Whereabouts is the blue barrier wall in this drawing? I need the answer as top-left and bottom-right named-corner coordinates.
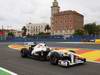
top-left (0, 35), bottom-right (100, 42)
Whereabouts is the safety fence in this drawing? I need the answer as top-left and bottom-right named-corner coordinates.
top-left (0, 35), bottom-right (100, 42)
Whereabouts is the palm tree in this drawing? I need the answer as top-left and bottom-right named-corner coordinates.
top-left (44, 24), bottom-right (51, 33)
top-left (22, 26), bottom-right (27, 37)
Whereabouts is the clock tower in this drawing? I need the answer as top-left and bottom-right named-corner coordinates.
top-left (51, 0), bottom-right (60, 16)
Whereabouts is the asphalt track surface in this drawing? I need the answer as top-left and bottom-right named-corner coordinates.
top-left (0, 42), bottom-right (100, 75)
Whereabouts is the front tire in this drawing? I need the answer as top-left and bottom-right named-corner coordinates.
top-left (49, 52), bottom-right (60, 65)
top-left (83, 58), bottom-right (86, 63)
top-left (20, 48), bottom-right (28, 57)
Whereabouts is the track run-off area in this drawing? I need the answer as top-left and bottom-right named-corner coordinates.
top-left (0, 42), bottom-right (100, 75)
top-left (8, 42), bottom-right (100, 63)
top-left (0, 67), bottom-right (17, 75)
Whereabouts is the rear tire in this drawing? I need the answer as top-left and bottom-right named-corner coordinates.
top-left (20, 48), bottom-right (28, 57)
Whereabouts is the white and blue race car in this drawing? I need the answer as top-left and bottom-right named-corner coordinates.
top-left (20, 42), bottom-right (50, 61)
top-left (47, 49), bottom-right (86, 67)
top-left (20, 42), bottom-right (86, 67)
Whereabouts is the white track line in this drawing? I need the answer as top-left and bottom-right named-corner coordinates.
top-left (0, 67), bottom-right (18, 75)
top-left (57, 42), bottom-right (95, 44)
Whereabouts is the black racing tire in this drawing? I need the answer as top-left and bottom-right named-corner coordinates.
top-left (49, 52), bottom-right (60, 65)
top-left (39, 56), bottom-right (46, 61)
top-left (83, 58), bottom-right (86, 63)
top-left (20, 48), bottom-right (28, 57)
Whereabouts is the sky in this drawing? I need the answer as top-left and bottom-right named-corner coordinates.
top-left (0, 0), bottom-right (100, 30)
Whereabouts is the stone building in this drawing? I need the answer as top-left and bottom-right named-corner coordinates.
top-left (51, 0), bottom-right (84, 35)
top-left (26, 22), bottom-right (49, 36)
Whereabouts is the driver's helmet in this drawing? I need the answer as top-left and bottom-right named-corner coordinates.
top-left (43, 42), bottom-right (47, 46)
top-left (27, 42), bottom-right (36, 46)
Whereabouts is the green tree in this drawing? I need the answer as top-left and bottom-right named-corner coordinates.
top-left (38, 32), bottom-right (50, 35)
top-left (38, 32), bottom-right (45, 35)
top-left (95, 25), bottom-right (100, 35)
top-left (84, 23), bottom-right (96, 35)
top-left (8, 32), bottom-right (14, 37)
top-left (74, 29), bottom-right (85, 36)
top-left (22, 26), bottom-right (27, 37)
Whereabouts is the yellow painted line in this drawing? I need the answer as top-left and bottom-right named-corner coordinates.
top-left (80, 50), bottom-right (100, 61)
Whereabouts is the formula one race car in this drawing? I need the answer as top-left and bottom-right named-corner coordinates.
top-left (20, 42), bottom-right (86, 67)
top-left (20, 42), bottom-right (50, 61)
top-left (47, 49), bottom-right (86, 67)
